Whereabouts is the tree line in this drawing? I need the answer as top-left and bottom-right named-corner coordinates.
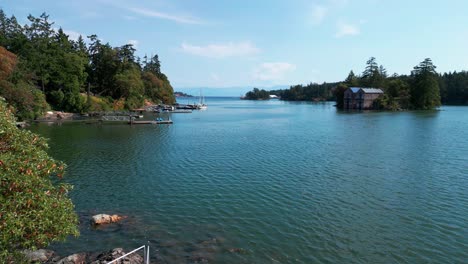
top-left (269, 82), bottom-right (337, 101)
top-left (0, 10), bottom-right (175, 120)
top-left (243, 88), bottom-right (270, 100)
top-left (265, 57), bottom-right (468, 110)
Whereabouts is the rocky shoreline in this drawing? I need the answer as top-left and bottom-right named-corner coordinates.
top-left (24, 248), bottom-right (144, 264)
top-left (23, 213), bottom-right (246, 263)
top-left (23, 214), bottom-right (145, 263)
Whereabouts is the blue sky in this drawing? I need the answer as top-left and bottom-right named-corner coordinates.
top-left (2, 0), bottom-right (468, 94)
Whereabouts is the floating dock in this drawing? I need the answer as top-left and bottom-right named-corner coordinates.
top-left (128, 120), bottom-right (173, 125)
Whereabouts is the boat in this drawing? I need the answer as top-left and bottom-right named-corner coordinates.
top-left (197, 90), bottom-right (207, 110)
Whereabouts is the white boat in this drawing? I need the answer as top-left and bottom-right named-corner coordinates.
top-left (197, 90), bottom-right (207, 110)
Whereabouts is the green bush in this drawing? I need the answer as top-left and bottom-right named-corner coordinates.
top-left (0, 98), bottom-right (79, 262)
top-left (0, 80), bottom-right (49, 120)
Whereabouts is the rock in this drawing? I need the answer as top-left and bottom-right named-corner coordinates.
top-left (228, 248), bottom-right (246, 254)
top-left (91, 214), bottom-right (124, 225)
top-left (91, 248), bottom-right (144, 264)
top-left (189, 254), bottom-right (210, 263)
top-left (23, 249), bottom-right (55, 262)
top-left (56, 253), bottom-right (88, 264)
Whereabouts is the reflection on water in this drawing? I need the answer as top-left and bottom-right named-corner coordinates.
top-left (30, 99), bottom-right (468, 263)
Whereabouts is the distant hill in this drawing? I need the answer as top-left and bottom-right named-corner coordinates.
top-left (175, 85), bottom-right (290, 97)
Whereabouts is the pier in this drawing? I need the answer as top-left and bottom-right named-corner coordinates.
top-left (129, 120), bottom-right (173, 125)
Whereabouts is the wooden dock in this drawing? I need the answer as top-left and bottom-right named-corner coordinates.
top-left (129, 120), bottom-right (173, 125)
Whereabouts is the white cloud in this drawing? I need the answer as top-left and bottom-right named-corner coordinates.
top-left (128, 39), bottom-right (139, 48)
top-left (252, 62), bottom-right (296, 81)
top-left (310, 5), bottom-right (327, 25)
top-left (180, 42), bottom-right (260, 58)
top-left (335, 22), bottom-right (360, 38)
top-left (129, 7), bottom-right (203, 25)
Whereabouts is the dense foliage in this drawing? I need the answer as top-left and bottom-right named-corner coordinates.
top-left (270, 82), bottom-right (337, 101)
top-left (0, 47), bottom-right (49, 120)
top-left (439, 71), bottom-right (468, 105)
top-left (174, 91), bottom-right (193, 97)
top-left (272, 57), bottom-right (468, 110)
top-left (0, 98), bottom-right (79, 262)
top-left (338, 57), bottom-right (441, 110)
top-left (0, 10), bottom-right (175, 119)
top-left (243, 88), bottom-right (270, 100)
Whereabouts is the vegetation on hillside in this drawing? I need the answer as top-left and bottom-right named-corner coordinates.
top-left (338, 57), bottom-right (441, 110)
top-left (243, 88), bottom-right (270, 100)
top-left (0, 98), bottom-right (78, 262)
top-left (270, 82), bottom-right (337, 101)
top-left (0, 10), bottom-right (175, 120)
top-left (271, 56), bottom-right (468, 110)
top-left (174, 91), bottom-right (193, 97)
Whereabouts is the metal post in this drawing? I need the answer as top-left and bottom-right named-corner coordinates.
top-left (146, 245), bottom-right (150, 264)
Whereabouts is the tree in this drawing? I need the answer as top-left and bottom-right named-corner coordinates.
top-left (23, 13), bottom-right (55, 93)
top-left (114, 65), bottom-right (144, 108)
top-left (0, 98), bottom-right (79, 262)
top-left (334, 83), bottom-right (348, 109)
top-left (362, 57), bottom-right (379, 79)
top-left (345, 70), bottom-right (359, 86)
top-left (0, 47), bottom-right (49, 120)
top-left (244, 87), bottom-right (270, 100)
top-left (143, 54), bottom-right (161, 75)
top-left (0, 9), bottom-right (178, 113)
top-left (87, 37), bottom-right (119, 97)
top-left (361, 57), bottom-right (386, 88)
top-left (43, 29), bottom-right (88, 112)
top-left (142, 54), bottom-right (174, 104)
top-left (387, 79), bottom-right (411, 109)
top-left (410, 58), bottom-right (441, 109)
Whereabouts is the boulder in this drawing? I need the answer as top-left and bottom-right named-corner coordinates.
top-left (23, 249), bottom-right (55, 262)
top-left (91, 248), bottom-right (144, 264)
top-left (56, 253), bottom-right (88, 264)
top-left (91, 214), bottom-right (124, 225)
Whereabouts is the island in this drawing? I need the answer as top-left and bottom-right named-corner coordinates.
top-left (242, 88), bottom-right (270, 100)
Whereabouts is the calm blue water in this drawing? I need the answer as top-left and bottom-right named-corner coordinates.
top-left (30, 97), bottom-right (468, 263)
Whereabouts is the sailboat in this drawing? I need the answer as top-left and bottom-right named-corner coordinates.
top-left (197, 90), bottom-right (207, 110)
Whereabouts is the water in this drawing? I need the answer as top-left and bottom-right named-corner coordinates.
top-left (29, 98), bottom-right (468, 263)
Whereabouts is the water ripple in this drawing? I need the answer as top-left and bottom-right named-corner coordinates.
top-left (29, 102), bottom-right (468, 263)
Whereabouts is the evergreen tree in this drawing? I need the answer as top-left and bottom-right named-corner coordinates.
top-left (410, 58), bottom-right (441, 109)
top-left (334, 83), bottom-right (348, 109)
top-left (345, 70), bottom-right (359, 86)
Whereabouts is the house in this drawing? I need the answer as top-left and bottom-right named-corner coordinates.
top-left (344, 87), bottom-right (384, 110)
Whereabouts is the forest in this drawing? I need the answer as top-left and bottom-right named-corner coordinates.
top-left (0, 10), bottom-right (175, 120)
top-left (243, 88), bottom-right (270, 100)
top-left (267, 57), bottom-right (468, 110)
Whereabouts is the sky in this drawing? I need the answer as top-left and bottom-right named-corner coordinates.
top-left (2, 0), bottom-right (468, 95)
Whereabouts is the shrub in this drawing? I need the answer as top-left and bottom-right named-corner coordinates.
top-left (0, 98), bottom-right (79, 262)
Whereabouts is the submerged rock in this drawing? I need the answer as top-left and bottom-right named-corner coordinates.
top-left (91, 214), bottom-right (124, 225)
top-left (228, 248), bottom-right (246, 254)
